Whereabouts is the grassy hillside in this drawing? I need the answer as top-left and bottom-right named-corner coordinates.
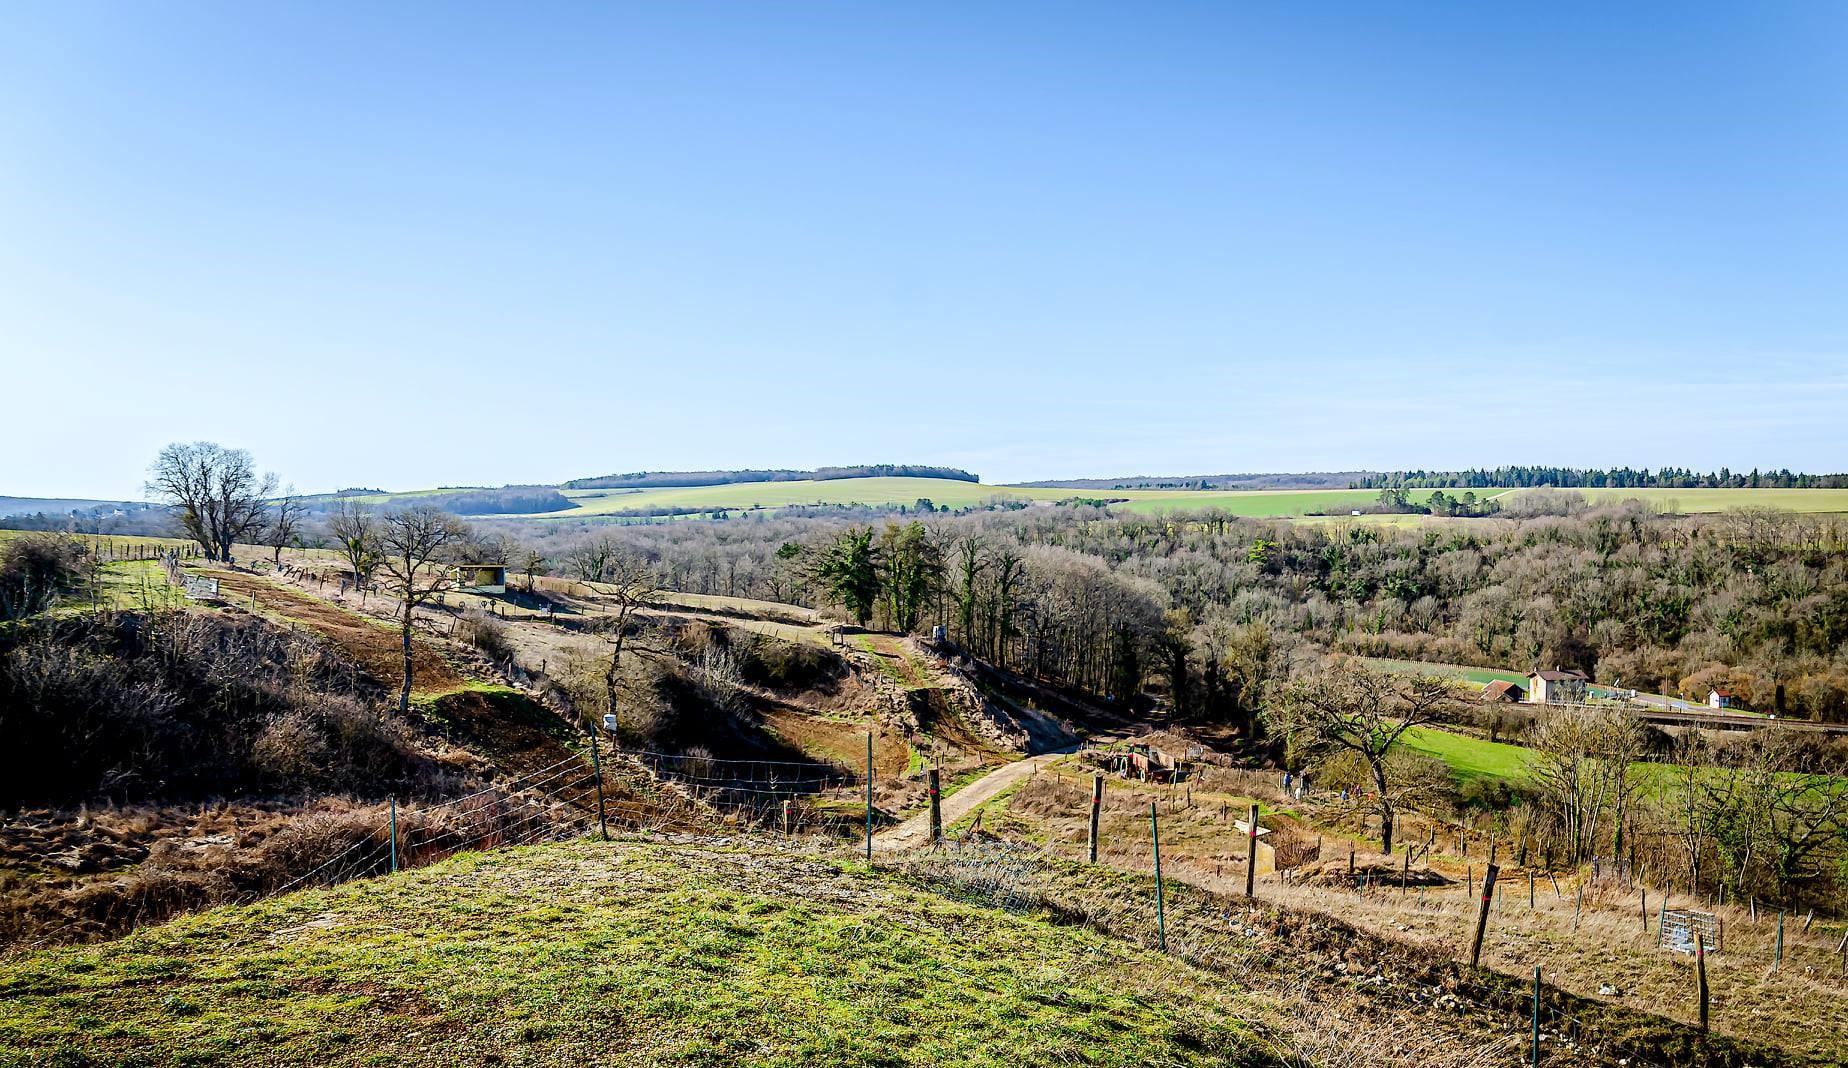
top-left (1400, 726), bottom-right (1538, 783)
top-left (341, 478), bottom-right (1848, 521)
top-left (0, 839), bottom-right (1267, 1068)
top-left (347, 477), bottom-right (1446, 520)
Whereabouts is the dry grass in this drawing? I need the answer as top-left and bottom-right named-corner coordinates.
top-left (993, 765), bottom-right (1848, 1065)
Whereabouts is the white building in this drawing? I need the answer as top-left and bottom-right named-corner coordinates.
top-left (1526, 668), bottom-right (1590, 705)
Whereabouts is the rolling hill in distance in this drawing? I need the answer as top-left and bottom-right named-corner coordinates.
top-left (318, 470), bottom-right (1848, 522)
top-left (14, 467), bottom-right (1848, 526)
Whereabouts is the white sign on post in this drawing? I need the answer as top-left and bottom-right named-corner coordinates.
top-left (183, 576), bottom-right (220, 601)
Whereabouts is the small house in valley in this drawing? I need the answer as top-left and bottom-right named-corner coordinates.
top-left (1526, 668), bottom-right (1589, 705)
top-left (1481, 679), bottom-right (1527, 703)
top-left (1709, 689), bottom-right (1738, 710)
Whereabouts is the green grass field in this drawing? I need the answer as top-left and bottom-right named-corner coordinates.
top-left (1401, 726), bottom-right (1538, 783)
top-left (0, 839), bottom-right (1262, 1067)
top-left (1501, 486), bottom-right (1848, 513)
top-left (1360, 657), bottom-right (1529, 688)
top-left (344, 477), bottom-right (1445, 521)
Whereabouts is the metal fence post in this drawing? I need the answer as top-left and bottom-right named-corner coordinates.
top-left (1150, 802), bottom-right (1167, 952)
top-left (1531, 965), bottom-right (1541, 1067)
top-left (864, 732), bottom-right (874, 864)
top-left (589, 730), bottom-right (608, 840)
top-left (389, 797), bottom-right (398, 874)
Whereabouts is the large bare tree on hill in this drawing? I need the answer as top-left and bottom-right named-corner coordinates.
top-left (147, 442), bottom-right (276, 562)
top-left (378, 507), bottom-right (468, 713)
top-left (1272, 662), bottom-right (1460, 855)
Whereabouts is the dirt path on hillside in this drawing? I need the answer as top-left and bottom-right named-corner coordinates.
top-left (873, 747), bottom-right (1079, 851)
top-left (207, 568), bottom-right (465, 695)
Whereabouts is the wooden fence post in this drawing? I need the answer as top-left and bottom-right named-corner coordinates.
top-left (1468, 863), bottom-right (1499, 968)
top-left (928, 768), bottom-right (942, 845)
top-left (864, 733), bottom-right (873, 864)
top-left (1695, 931), bottom-right (1709, 1033)
top-left (1246, 804), bottom-right (1260, 898)
top-left (1089, 773), bottom-right (1103, 863)
top-left (1775, 910), bottom-right (1784, 971)
top-left (389, 797), bottom-right (398, 874)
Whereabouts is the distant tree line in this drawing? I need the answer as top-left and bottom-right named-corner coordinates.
top-left (1020, 472), bottom-right (1369, 491)
top-left (403, 486), bottom-right (574, 516)
top-left (1353, 466), bottom-right (1848, 490)
top-left (1320, 488), bottom-right (1503, 517)
top-left (562, 465), bottom-right (978, 490)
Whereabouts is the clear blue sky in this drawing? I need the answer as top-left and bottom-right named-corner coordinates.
top-left (3, 3), bottom-right (1844, 499)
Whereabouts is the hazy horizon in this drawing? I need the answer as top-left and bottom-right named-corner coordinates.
top-left (5, 4), bottom-right (1844, 500)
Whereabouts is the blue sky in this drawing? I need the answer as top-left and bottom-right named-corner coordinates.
top-left (3, 3), bottom-right (1844, 499)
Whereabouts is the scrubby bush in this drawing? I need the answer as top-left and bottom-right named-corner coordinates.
top-left (0, 533), bottom-right (90, 620)
top-left (456, 609), bottom-right (516, 663)
top-left (0, 612), bottom-right (434, 805)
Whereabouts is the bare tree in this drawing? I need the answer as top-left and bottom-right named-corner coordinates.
top-left (593, 546), bottom-right (656, 743)
top-left (146, 442), bottom-right (277, 563)
top-left (327, 500), bottom-right (381, 601)
top-left (1528, 708), bottom-right (1644, 862)
top-left (518, 546), bottom-right (547, 592)
top-left (1271, 661), bottom-right (1460, 854)
top-left (266, 488), bottom-right (307, 567)
top-left (377, 507), bottom-right (469, 713)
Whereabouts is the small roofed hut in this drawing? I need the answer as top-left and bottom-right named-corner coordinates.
top-left (1481, 679), bottom-right (1527, 703)
top-left (452, 564), bottom-right (508, 595)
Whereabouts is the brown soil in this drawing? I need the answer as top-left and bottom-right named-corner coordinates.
top-left (207, 569), bottom-right (464, 695)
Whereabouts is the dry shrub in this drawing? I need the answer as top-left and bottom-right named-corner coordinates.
top-left (689, 643), bottom-right (747, 712)
top-left (0, 533), bottom-right (90, 621)
top-left (0, 610), bottom-right (438, 805)
top-left (456, 608), bottom-right (515, 663)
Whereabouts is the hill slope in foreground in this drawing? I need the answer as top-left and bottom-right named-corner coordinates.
top-left (0, 839), bottom-right (1261, 1068)
top-left (0, 836), bottom-right (1779, 1068)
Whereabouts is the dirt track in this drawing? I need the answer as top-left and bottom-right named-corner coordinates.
top-left (873, 748), bottom-right (1077, 851)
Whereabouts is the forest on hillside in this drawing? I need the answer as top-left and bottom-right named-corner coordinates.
top-left (520, 504), bottom-right (1848, 724)
top-left (1356, 466), bottom-right (1848, 489)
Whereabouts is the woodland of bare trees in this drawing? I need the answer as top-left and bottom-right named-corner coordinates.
top-left (502, 503), bottom-right (1848, 722)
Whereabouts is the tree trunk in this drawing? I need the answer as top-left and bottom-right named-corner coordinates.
top-left (602, 612), bottom-right (628, 745)
top-left (398, 606), bottom-right (414, 714)
top-left (1373, 760), bottom-right (1394, 855)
